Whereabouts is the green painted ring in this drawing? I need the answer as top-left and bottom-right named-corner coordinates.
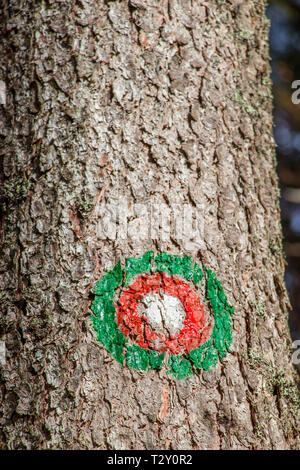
top-left (90, 251), bottom-right (234, 379)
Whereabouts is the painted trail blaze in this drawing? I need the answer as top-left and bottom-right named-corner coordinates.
top-left (91, 252), bottom-right (234, 379)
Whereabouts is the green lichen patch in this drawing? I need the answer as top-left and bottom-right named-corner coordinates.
top-left (1, 177), bottom-right (31, 206)
top-left (250, 299), bottom-right (266, 319)
top-left (268, 370), bottom-right (300, 415)
top-left (269, 239), bottom-right (281, 255)
top-left (76, 194), bottom-right (94, 218)
top-left (245, 349), bottom-right (268, 369)
top-left (233, 88), bottom-right (256, 115)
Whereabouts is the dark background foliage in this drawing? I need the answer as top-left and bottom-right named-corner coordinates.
top-left (268, 0), bottom-right (300, 345)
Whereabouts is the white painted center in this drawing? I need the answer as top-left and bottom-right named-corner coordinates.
top-left (138, 292), bottom-right (186, 337)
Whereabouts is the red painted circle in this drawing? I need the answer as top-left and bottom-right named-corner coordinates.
top-left (116, 272), bottom-right (211, 355)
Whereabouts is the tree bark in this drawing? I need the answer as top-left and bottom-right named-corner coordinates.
top-left (0, 0), bottom-right (299, 450)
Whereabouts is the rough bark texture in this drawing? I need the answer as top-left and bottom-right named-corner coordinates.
top-left (0, 0), bottom-right (299, 450)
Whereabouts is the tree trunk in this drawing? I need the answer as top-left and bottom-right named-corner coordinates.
top-left (0, 0), bottom-right (299, 450)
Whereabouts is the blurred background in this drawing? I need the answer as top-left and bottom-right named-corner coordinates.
top-left (267, 0), bottom-right (300, 351)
